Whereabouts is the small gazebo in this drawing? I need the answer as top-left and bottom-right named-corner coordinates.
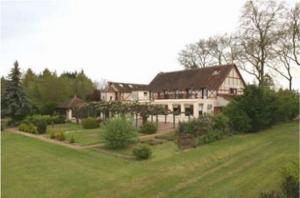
top-left (57, 96), bottom-right (86, 121)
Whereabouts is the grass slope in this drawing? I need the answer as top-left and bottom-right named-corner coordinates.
top-left (2, 121), bottom-right (299, 198)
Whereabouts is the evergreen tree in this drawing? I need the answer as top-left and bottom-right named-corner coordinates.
top-left (1, 61), bottom-right (31, 121)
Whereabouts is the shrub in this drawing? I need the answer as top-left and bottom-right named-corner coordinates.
top-left (69, 136), bottom-right (75, 144)
top-left (34, 119), bottom-right (47, 134)
top-left (132, 144), bottom-right (152, 160)
top-left (102, 117), bottom-right (138, 149)
top-left (81, 117), bottom-right (99, 129)
top-left (212, 113), bottom-right (229, 133)
top-left (274, 89), bottom-right (299, 122)
top-left (52, 115), bottom-right (65, 124)
top-left (224, 86), bottom-right (299, 133)
top-left (281, 162), bottom-right (299, 198)
top-left (18, 123), bottom-right (37, 134)
top-left (139, 122), bottom-right (157, 134)
top-left (259, 161), bottom-right (299, 198)
top-left (177, 115), bottom-right (213, 136)
top-left (198, 129), bottom-right (224, 145)
top-left (56, 132), bottom-right (65, 141)
top-left (223, 101), bottom-right (251, 133)
top-left (49, 131), bottom-right (56, 139)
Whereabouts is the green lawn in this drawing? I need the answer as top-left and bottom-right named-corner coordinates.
top-left (47, 123), bottom-right (103, 145)
top-left (2, 121), bottom-right (299, 198)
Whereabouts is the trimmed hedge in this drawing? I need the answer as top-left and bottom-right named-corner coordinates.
top-left (132, 144), bottom-right (152, 160)
top-left (81, 117), bottom-right (99, 129)
top-left (25, 114), bottom-right (65, 125)
top-left (18, 123), bottom-right (37, 134)
top-left (139, 122), bottom-right (157, 134)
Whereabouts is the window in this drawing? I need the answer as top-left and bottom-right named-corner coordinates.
top-left (144, 92), bottom-right (147, 96)
top-left (212, 70), bottom-right (220, 76)
top-left (230, 88), bottom-right (237, 95)
top-left (207, 104), bottom-right (213, 111)
top-left (185, 105), bottom-right (194, 116)
top-left (109, 96), bottom-right (113, 101)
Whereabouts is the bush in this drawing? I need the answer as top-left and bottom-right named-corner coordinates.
top-left (81, 117), bottom-right (99, 129)
top-left (18, 123), bottom-right (37, 134)
top-left (223, 101), bottom-right (251, 133)
top-left (52, 115), bottom-right (65, 124)
top-left (281, 162), bottom-right (299, 198)
top-left (49, 131), bottom-right (56, 139)
top-left (139, 122), bottom-right (157, 134)
top-left (102, 117), bottom-right (138, 149)
top-left (177, 115), bottom-right (213, 136)
top-left (56, 132), bottom-right (65, 141)
top-left (274, 89), bottom-right (299, 122)
top-left (198, 129), bottom-right (224, 145)
top-left (69, 136), bottom-right (75, 144)
top-left (259, 161), bottom-right (299, 198)
top-left (34, 119), bottom-right (47, 134)
top-left (132, 144), bottom-right (152, 160)
top-left (224, 86), bottom-right (299, 133)
top-left (212, 113), bottom-right (229, 133)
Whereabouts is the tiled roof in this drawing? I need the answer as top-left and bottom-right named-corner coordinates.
top-left (148, 64), bottom-right (243, 91)
top-left (106, 81), bottom-right (148, 92)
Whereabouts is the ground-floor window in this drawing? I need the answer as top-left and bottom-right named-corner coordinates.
top-left (184, 104), bottom-right (193, 116)
top-left (173, 104), bottom-right (181, 114)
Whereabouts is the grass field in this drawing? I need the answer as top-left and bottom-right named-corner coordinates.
top-left (47, 123), bottom-right (102, 145)
top-left (2, 121), bottom-right (299, 198)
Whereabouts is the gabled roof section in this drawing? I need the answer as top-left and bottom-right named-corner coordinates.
top-left (148, 64), bottom-right (242, 91)
top-left (106, 81), bottom-right (148, 92)
top-left (58, 95), bottom-right (86, 109)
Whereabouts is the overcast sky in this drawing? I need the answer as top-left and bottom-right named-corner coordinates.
top-left (1, 0), bottom-right (299, 89)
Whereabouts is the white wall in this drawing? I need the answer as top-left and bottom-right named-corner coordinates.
top-left (218, 68), bottom-right (245, 95)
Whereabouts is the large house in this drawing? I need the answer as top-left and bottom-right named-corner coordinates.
top-left (102, 64), bottom-right (246, 121)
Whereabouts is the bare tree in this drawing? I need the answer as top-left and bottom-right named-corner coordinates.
top-left (207, 34), bottom-right (238, 65)
top-left (236, 0), bottom-right (285, 86)
top-left (178, 39), bottom-right (214, 69)
top-left (178, 35), bottom-right (238, 69)
top-left (289, 3), bottom-right (300, 66)
top-left (269, 3), bottom-right (300, 90)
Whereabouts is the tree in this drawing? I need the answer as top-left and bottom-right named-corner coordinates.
top-left (1, 61), bottom-right (31, 121)
top-left (270, 3), bottom-right (300, 90)
top-left (178, 35), bottom-right (238, 69)
top-left (72, 70), bottom-right (95, 99)
top-left (178, 39), bottom-right (214, 69)
top-left (236, 0), bottom-right (285, 86)
top-left (207, 34), bottom-right (238, 65)
top-left (1, 76), bottom-right (7, 99)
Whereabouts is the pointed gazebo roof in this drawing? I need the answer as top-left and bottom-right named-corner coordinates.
top-left (58, 95), bottom-right (86, 109)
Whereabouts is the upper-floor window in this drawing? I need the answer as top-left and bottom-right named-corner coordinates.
top-left (230, 88), bottom-right (237, 95)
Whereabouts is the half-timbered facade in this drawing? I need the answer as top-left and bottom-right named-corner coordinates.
top-left (102, 81), bottom-right (150, 102)
top-left (102, 64), bottom-right (245, 121)
top-left (148, 64), bottom-right (245, 120)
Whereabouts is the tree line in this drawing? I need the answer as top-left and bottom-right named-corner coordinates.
top-left (178, 0), bottom-right (299, 90)
top-left (1, 61), bottom-right (97, 120)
